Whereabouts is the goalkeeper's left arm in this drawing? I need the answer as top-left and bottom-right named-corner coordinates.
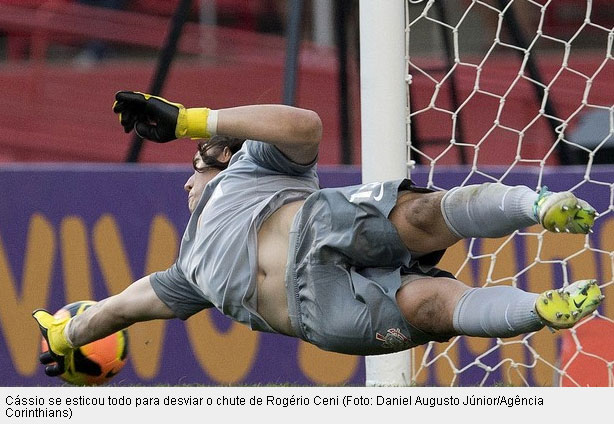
top-left (32, 275), bottom-right (176, 377)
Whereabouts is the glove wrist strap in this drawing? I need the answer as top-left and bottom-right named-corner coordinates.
top-left (206, 109), bottom-right (218, 136)
top-left (183, 108), bottom-right (217, 139)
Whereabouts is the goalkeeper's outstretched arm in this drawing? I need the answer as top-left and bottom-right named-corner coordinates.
top-left (113, 91), bottom-right (322, 165)
top-left (33, 275), bottom-right (175, 376)
top-left (65, 275), bottom-right (176, 347)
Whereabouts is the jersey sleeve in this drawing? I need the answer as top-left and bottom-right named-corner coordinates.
top-left (244, 139), bottom-right (317, 176)
top-left (150, 263), bottom-right (214, 320)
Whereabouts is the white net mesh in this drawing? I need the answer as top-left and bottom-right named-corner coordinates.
top-left (405, 0), bottom-right (614, 386)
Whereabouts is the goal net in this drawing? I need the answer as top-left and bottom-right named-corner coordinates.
top-left (365, 0), bottom-right (613, 386)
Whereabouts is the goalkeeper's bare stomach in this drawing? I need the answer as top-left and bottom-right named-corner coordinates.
top-left (256, 200), bottom-right (303, 337)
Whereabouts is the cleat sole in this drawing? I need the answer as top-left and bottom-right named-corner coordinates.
top-left (535, 279), bottom-right (603, 330)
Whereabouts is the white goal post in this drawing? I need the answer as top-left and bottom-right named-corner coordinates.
top-left (359, 0), bottom-right (411, 386)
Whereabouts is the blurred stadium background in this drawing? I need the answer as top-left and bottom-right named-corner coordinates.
top-left (0, 0), bottom-right (612, 386)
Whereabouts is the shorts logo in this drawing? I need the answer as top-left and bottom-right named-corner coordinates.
top-left (349, 182), bottom-right (384, 203)
top-left (376, 328), bottom-right (411, 350)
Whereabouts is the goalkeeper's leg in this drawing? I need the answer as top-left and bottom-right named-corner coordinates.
top-left (397, 277), bottom-right (544, 339)
top-left (390, 183), bottom-right (596, 255)
top-left (439, 183), bottom-right (596, 239)
top-left (396, 277), bottom-right (603, 339)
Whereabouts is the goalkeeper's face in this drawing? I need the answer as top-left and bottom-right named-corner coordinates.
top-left (184, 152), bottom-right (221, 213)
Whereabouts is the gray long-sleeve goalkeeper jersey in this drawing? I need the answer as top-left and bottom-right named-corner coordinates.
top-left (151, 140), bottom-right (319, 332)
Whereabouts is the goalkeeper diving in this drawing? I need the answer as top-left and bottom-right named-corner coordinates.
top-left (33, 91), bottom-right (603, 377)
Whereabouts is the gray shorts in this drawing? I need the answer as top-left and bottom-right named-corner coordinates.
top-left (285, 179), bottom-right (454, 356)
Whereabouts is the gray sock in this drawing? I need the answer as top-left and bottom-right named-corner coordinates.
top-left (441, 183), bottom-right (538, 238)
top-left (453, 286), bottom-right (543, 338)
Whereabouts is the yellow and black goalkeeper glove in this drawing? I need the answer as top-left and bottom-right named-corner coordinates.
top-left (112, 91), bottom-right (213, 143)
top-left (32, 309), bottom-right (74, 377)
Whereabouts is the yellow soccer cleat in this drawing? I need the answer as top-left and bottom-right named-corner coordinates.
top-left (533, 186), bottom-right (597, 234)
top-left (535, 279), bottom-right (604, 330)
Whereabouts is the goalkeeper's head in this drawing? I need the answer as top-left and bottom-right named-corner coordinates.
top-left (195, 136), bottom-right (245, 172)
top-left (185, 136), bottom-right (245, 213)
